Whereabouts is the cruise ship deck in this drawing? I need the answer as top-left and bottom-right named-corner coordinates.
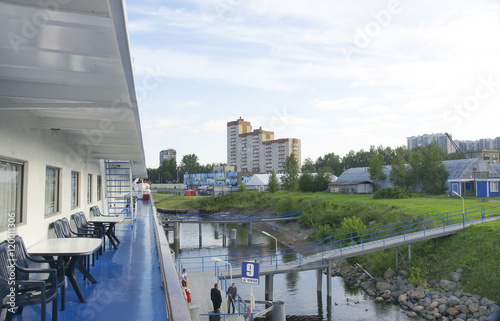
top-left (9, 200), bottom-right (169, 321)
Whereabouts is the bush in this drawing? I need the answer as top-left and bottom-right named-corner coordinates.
top-left (373, 187), bottom-right (410, 199)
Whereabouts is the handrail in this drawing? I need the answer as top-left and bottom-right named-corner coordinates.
top-left (152, 201), bottom-right (191, 321)
top-left (173, 210), bottom-right (302, 222)
top-left (214, 266), bottom-right (253, 320)
top-left (178, 205), bottom-right (500, 272)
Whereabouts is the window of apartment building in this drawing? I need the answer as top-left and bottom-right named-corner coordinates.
top-left (491, 181), bottom-right (499, 193)
top-left (71, 171), bottom-right (79, 209)
top-left (45, 166), bottom-right (60, 216)
top-left (0, 158), bottom-right (24, 229)
top-left (87, 174), bottom-right (92, 203)
top-left (97, 175), bottom-right (102, 201)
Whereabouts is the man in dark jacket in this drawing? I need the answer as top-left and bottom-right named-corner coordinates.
top-left (226, 283), bottom-right (237, 313)
top-left (210, 283), bottom-right (222, 312)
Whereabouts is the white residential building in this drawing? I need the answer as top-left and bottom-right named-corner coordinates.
top-left (227, 118), bottom-right (301, 173)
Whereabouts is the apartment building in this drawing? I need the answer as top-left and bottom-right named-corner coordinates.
top-left (407, 133), bottom-right (453, 153)
top-left (227, 117), bottom-right (301, 173)
top-left (159, 148), bottom-right (176, 165)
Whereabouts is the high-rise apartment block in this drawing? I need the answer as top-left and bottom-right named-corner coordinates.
top-left (227, 117), bottom-right (301, 173)
top-left (159, 149), bottom-right (176, 165)
top-left (407, 133), bottom-right (453, 154)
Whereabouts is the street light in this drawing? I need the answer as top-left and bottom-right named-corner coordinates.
top-left (262, 231), bottom-right (278, 260)
top-left (211, 257), bottom-right (232, 284)
top-left (453, 191), bottom-right (465, 227)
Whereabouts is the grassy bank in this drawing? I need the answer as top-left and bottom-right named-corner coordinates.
top-left (153, 194), bottom-right (206, 210)
top-left (153, 190), bottom-right (500, 301)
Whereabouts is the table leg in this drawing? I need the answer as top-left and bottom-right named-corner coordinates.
top-left (76, 257), bottom-right (97, 284)
top-left (67, 256), bottom-right (86, 303)
top-left (109, 223), bottom-right (120, 244)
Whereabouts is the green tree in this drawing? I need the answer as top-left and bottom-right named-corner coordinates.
top-left (301, 157), bottom-right (316, 172)
top-left (390, 146), bottom-right (410, 190)
top-left (268, 170), bottom-right (279, 193)
top-left (342, 149), bottom-right (372, 169)
top-left (147, 167), bottom-right (158, 182)
top-left (316, 153), bottom-right (343, 176)
top-left (313, 167), bottom-right (334, 192)
top-left (239, 183), bottom-right (247, 192)
top-left (368, 153), bottom-right (387, 190)
top-left (159, 158), bottom-right (177, 182)
top-left (338, 216), bottom-right (367, 239)
top-left (179, 154), bottom-right (200, 174)
top-left (281, 154), bottom-right (299, 192)
top-left (299, 171), bottom-right (315, 192)
top-left (407, 143), bottom-right (448, 194)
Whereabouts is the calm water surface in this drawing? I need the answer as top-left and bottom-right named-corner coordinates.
top-left (170, 221), bottom-right (423, 321)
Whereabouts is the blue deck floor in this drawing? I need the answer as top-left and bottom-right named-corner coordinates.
top-left (11, 200), bottom-right (168, 321)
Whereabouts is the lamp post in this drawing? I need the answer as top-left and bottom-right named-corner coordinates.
top-left (453, 191), bottom-right (465, 227)
top-left (211, 257), bottom-right (232, 284)
top-left (262, 231), bottom-right (278, 262)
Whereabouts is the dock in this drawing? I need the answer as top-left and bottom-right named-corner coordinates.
top-left (188, 271), bottom-right (245, 321)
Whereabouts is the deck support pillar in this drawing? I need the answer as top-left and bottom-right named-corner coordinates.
top-left (265, 274), bottom-right (274, 301)
top-left (223, 223), bottom-right (227, 247)
top-left (317, 269), bottom-right (323, 292)
top-left (198, 223), bottom-right (202, 248)
top-left (271, 301), bottom-right (285, 321)
top-left (248, 222), bottom-right (253, 246)
top-left (214, 223), bottom-right (219, 239)
top-left (395, 244), bottom-right (411, 270)
top-left (327, 260), bottom-right (332, 298)
top-left (173, 221), bottom-right (180, 254)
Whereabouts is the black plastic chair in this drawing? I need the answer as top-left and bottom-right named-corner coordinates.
top-left (12, 236), bottom-right (66, 311)
top-left (0, 241), bottom-right (58, 321)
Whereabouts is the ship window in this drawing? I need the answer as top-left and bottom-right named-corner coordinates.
top-left (45, 166), bottom-right (61, 216)
top-left (97, 175), bottom-right (102, 201)
top-left (0, 159), bottom-right (24, 230)
top-left (87, 174), bottom-right (93, 204)
top-left (71, 171), bottom-right (79, 209)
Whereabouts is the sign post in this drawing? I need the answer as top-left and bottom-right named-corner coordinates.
top-left (242, 261), bottom-right (260, 310)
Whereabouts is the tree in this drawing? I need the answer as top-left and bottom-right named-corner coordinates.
top-left (268, 170), bottom-right (279, 193)
top-left (407, 143), bottom-right (448, 194)
top-left (299, 171), bottom-right (315, 192)
top-left (342, 149), bottom-right (372, 169)
top-left (179, 154), bottom-right (201, 175)
top-left (316, 153), bottom-right (343, 176)
top-left (390, 146), bottom-right (409, 190)
top-left (301, 157), bottom-right (316, 173)
top-left (281, 154), bottom-right (299, 192)
top-left (368, 153), bottom-right (387, 190)
top-left (159, 158), bottom-right (177, 182)
top-left (313, 167), bottom-right (334, 192)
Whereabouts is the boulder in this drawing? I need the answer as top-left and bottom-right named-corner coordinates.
top-left (438, 304), bottom-right (448, 315)
top-left (427, 302), bottom-right (439, 311)
top-left (455, 304), bottom-right (469, 314)
top-left (376, 281), bottom-right (392, 292)
top-left (434, 313), bottom-right (442, 319)
top-left (447, 307), bottom-right (459, 317)
top-left (375, 297), bottom-right (385, 302)
top-left (449, 295), bottom-right (462, 307)
top-left (420, 297), bottom-right (432, 307)
top-left (478, 306), bottom-right (490, 317)
top-left (382, 290), bottom-right (392, 299)
top-left (384, 268), bottom-right (397, 280)
top-left (398, 293), bottom-right (408, 303)
top-left (440, 279), bottom-right (458, 292)
top-left (469, 303), bottom-right (480, 314)
top-left (413, 305), bottom-right (425, 313)
top-left (411, 289), bottom-right (427, 300)
top-left (454, 289), bottom-right (464, 298)
top-left (366, 289), bottom-right (376, 297)
top-left (450, 272), bottom-right (462, 282)
top-left (407, 312), bottom-right (418, 318)
top-left (360, 281), bottom-right (373, 290)
top-left (480, 298), bottom-right (495, 307)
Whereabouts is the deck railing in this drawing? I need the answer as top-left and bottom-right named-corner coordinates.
top-left (178, 205), bottom-right (500, 273)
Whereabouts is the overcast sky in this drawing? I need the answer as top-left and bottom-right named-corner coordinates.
top-left (125, 0), bottom-right (500, 168)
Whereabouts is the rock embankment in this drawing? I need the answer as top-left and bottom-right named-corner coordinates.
top-left (332, 260), bottom-right (500, 321)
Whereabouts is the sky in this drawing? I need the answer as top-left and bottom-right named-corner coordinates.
top-left (124, 0), bottom-right (500, 168)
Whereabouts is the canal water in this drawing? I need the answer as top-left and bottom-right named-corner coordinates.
top-left (170, 221), bottom-right (423, 321)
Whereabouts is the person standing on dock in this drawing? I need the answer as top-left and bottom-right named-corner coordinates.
top-left (210, 283), bottom-right (222, 313)
top-left (181, 268), bottom-right (188, 287)
top-left (226, 283), bottom-right (237, 313)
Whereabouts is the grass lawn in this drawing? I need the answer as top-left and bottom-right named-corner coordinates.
top-left (153, 195), bottom-right (207, 210)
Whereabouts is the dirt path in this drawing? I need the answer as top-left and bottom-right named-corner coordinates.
top-left (252, 220), bottom-right (314, 248)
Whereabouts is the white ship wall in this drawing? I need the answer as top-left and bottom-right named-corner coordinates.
top-left (0, 111), bottom-right (105, 247)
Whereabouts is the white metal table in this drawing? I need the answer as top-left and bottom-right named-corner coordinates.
top-left (29, 238), bottom-right (102, 303)
top-left (87, 216), bottom-right (124, 249)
